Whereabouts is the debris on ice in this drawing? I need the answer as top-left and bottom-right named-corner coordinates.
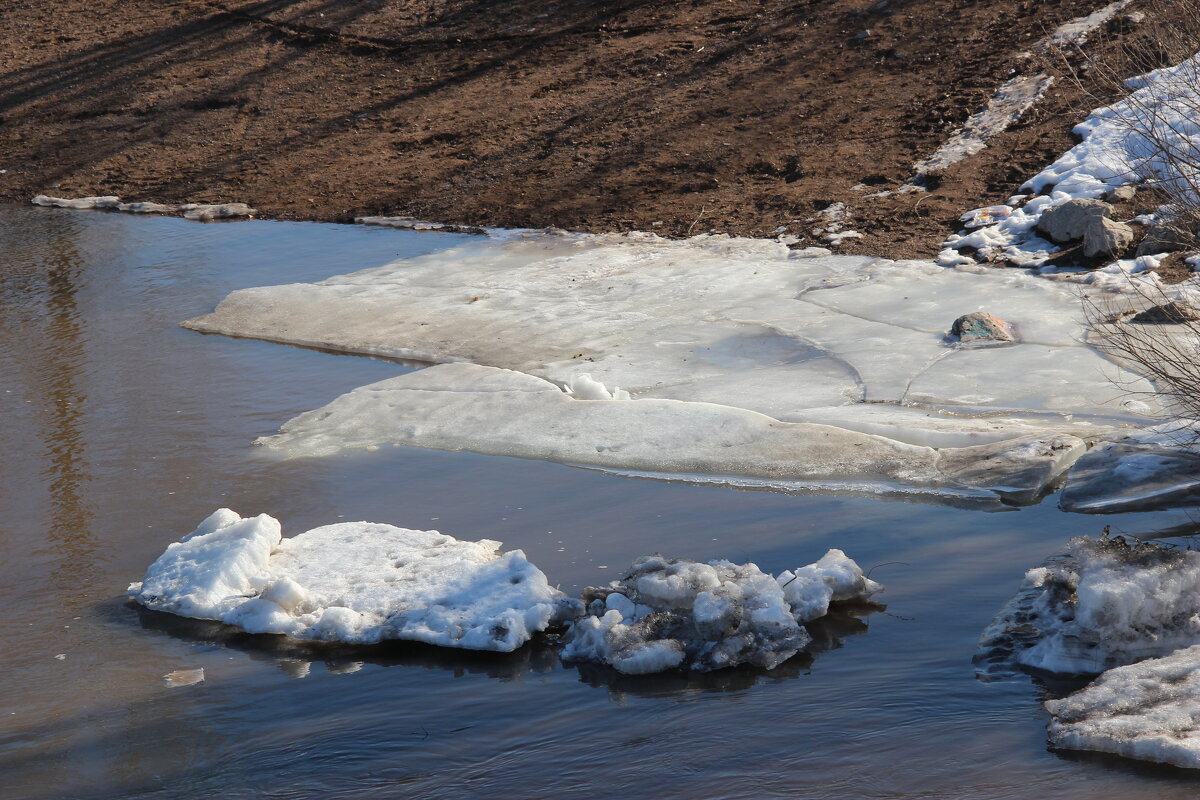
top-left (129, 509), bottom-right (576, 652)
top-left (561, 549), bottom-right (881, 674)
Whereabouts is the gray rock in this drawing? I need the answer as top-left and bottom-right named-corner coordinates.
top-left (1105, 184), bottom-right (1138, 203)
top-left (1130, 301), bottom-right (1200, 325)
top-left (1082, 216), bottom-right (1134, 259)
top-left (1136, 224), bottom-right (1196, 256)
top-left (1036, 198), bottom-right (1112, 244)
top-left (949, 311), bottom-right (1014, 342)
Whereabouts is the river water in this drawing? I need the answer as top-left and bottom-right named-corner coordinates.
top-left (2, 204), bottom-right (1198, 799)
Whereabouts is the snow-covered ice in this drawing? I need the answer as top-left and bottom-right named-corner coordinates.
top-left (977, 536), bottom-right (1200, 676)
top-left (561, 549), bottom-right (881, 674)
top-left (1046, 644), bottom-right (1200, 768)
top-left (182, 230), bottom-right (1165, 500)
top-left (129, 509), bottom-right (576, 651)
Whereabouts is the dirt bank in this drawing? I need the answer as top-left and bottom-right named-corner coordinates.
top-left (0, 0), bottom-right (1145, 256)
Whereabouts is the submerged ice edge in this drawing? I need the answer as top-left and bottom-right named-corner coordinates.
top-left (253, 363), bottom-right (1093, 507)
top-left (129, 509), bottom-right (883, 674)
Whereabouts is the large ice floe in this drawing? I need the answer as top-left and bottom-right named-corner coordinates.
top-left (977, 536), bottom-right (1200, 677)
top-left (185, 231), bottom-right (1161, 505)
top-left (561, 550), bottom-right (881, 674)
top-left (128, 509), bottom-right (577, 651)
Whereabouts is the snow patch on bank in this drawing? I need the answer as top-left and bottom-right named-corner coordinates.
top-left (128, 509), bottom-right (574, 651)
top-left (914, 74), bottom-right (1054, 179)
top-left (561, 550), bottom-right (881, 674)
top-left (942, 51), bottom-right (1200, 274)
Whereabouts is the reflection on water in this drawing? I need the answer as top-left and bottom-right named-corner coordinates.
top-left (0, 211), bottom-right (94, 584)
top-left (132, 600), bottom-right (881, 700)
top-left (5, 205), bottom-right (1200, 799)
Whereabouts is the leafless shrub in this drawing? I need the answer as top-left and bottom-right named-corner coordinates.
top-left (1085, 279), bottom-right (1200, 444)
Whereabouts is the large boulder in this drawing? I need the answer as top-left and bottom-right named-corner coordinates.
top-left (1036, 198), bottom-right (1113, 244)
top-left (1083, 216), bottom-right (1134, 259)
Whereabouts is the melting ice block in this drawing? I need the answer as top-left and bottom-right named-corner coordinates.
top-left (1046, 644), bottom-right (1200, 769)
top-left (257, 362), bottom-right (1089, 503)
top-left (129, 509), bottom-right (576, 652)
top-left (977, 537), bottom-right (1200, 676)
top-left (561, 550), bottom-right (881, 674)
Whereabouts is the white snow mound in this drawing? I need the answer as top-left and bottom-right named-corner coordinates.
top-left (978, 537), bottom-right (1200, 675)
top-left (1046, 644), bottom-right (1200, 769)
top-left (129, 509), bottom-right (574, 651)
top-left (561, 549), bottom-right (881, 674)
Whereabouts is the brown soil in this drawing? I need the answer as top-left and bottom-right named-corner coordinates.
top-left (0, 0), bottom-right (1149, 258)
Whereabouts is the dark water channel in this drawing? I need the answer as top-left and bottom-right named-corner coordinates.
top-left (2, 205), bottom-right (1199, 799)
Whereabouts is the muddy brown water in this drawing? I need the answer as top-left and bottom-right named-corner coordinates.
top-left (2, 204), bottom-right (1199, 800)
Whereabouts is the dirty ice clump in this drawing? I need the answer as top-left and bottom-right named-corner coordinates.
top-left (561, 550), bottom-right (880, 674)
top-left (129, 509), bottom-right (575, 652)
top-left (1046, 644), bottom-right (1200, 769)
top-left (977, 536), bottom-right (1200, 676)
top-left (32, 195), bottom-right (255, 220)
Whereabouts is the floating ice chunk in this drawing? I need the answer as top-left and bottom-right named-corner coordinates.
top-left (1046, 644), bottom-right (1200, 768)
top-left (775, 549), bottom-right (882, 623)
top-left (977, 537), bottom-right (1200, 676)
top-left (562, 550), bottom-right (880, 674)
top-left (129, 509), bottom-right (573, 652)
top-left (164, 668), bottom-right (206, 688)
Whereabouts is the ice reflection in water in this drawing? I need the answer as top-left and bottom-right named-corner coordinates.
top-left (3, 205), bottom-right (1200, 799)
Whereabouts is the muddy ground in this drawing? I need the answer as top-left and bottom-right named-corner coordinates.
top-left (0, 0), bottom-right (1151, 257)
